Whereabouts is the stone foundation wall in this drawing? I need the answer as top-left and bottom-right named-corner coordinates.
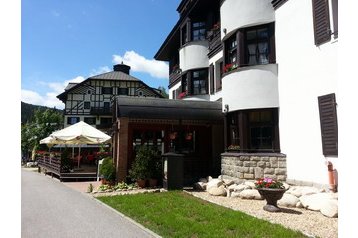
top-left (221, 153), bottom-right (287, 182)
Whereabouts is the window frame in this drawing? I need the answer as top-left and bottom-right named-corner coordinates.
top-left (84, 101), bottom-right (91, 109)
top-left (191, 69), bottom-right (208, 95)
top-left (223, 23), bottom-right (275, 71)
top-left (226, 108), bottom-right (280, 153)
top-left (102, 87), bottom-right (113, 95)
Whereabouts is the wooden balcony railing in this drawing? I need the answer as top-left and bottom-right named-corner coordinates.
top-left (207, 27), bottom-right (222, 58)
top-left (90, 107), bottom-right (112, 115)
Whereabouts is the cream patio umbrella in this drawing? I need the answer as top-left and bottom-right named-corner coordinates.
top-left (41, 121), bottom-right (111, 168)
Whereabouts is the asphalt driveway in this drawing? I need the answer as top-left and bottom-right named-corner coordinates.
top-left (21, 168), bottom-right (159, 238)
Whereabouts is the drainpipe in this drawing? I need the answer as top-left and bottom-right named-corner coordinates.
top-left (327, 161), bottom-right (337, 192)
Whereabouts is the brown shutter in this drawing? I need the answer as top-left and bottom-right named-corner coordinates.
top-left (237, 30), bottom-right (245, 66)
top-left (318, 93), bottom-right (338, 156)
top-left (312, 0), bottom-right (331, 45)
top-left (209, 64), bottom-right (214, 94)
top-left (269, 23), bottom-right (276, 64)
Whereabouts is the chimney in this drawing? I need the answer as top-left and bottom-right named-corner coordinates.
top-left (113, 62), bottom-right (130, 74)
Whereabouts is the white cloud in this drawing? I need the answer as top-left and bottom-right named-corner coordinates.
top-left (89, 66), bottom-right (111, 77)
top-left (113, 51), bottom-right (168, 79)
top-left (22, 75), bottom-right (86, 109)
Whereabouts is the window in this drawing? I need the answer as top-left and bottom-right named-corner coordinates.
top-left (245, 26), bottom-right (270, 65)
top-left (318, 93), bottom-right (338, 156)
top-left (87, 90), bottom-right (92, 94)
top-left (104, 102), bottom-right (110, 108)
top-left (181, 24), bottom-right (188, 45)
top-left (192, 21), bottom-right (206, 41)
top-left (182, 73), bottom-right (188, 93)
top-left (191, 69), bottom-right (208, 95)
top-left (84, 117), bottom-right (96, 125)
top-left (249, 111), bottom-right (273, 150)
top-left (223, 23), bottom-right (275, 69)
top-left (118, 88), bottom-right (128, 95)
top-left (312, 0), bottom-right (331, 45)
top-left (84, 101), bottom-right (90, 109)
top-left (138, 91), bottom-right (143, 96)
top-left (225, 34), bottom-right (237, 65)
top-left (100, 117), bottom-right (112, 125)
top-left (226, 108), bottom-right (280, 152)
top-left (67, 117), bottom-right (79, 125)
top-left (102, 87), bottom-right (113, 94)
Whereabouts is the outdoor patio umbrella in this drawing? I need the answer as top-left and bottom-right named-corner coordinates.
top-left (40, 121), bottom-right (111, 168)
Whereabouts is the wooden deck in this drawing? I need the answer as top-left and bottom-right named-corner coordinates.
top-left (38, 157), bottom-right (98, 182)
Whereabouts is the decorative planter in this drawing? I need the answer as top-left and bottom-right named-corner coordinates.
top-left (148, 178), bottom-right (158, 188)
top-left (136, 179), bottom-right (146, 188)
top-left (257, 188), bottom-right (286, 212)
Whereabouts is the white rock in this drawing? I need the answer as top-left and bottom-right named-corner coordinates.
top-left (234, 184), bottom-right (251, 192)
top-left (287, 186), bottom-right (321, 197)
top-left (282, 182), bottom-right (290, 190)
top-left (278, 193), bottom-right (300, 208)
top-left (231, 192), bottom-right (241, 198)
top-left (223, 179), bottom-right (235, 186)
top-left (207, 176), bottom-right (213, 182)
top-left (194, 182), bottom-right (206, 190)
top-left (206, 179), bottom-right (224, 191)
top-left (199, 178), bottom-right (208, 183)
top-left (238, 189), bottom-right (263, 200)
top-left (296, 201), bottom-right (303, 208)
top-left (300, 193), bottom-right (336, 211)
top-left (243, 181), bottom-right (256, 189)
top-left (217, 175), bottom-right (224, 180)
top-left (208, 186), bottom-right (227, 196)
top-left (227, 184), bottom-right (238, 192)
top-left (320, 199), bottom-right (338, 218)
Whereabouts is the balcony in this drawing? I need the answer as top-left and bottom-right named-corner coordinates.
top-left (90, 107), bottom-right (112, 115)
top-left (169, 69), bottom-right (182, 88)
top-left (207, 26), bottom-right (222, 58)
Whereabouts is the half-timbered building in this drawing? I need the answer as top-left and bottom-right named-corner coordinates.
top-left (57, 63), bottom-right (163, 132)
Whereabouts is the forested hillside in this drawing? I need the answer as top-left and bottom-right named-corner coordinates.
top-left (21, 101), bottom-right (63, 123)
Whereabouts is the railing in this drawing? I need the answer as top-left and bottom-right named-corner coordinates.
top-left (90, 107), bottom-right (112, 115)
top-left (169, 71), bottom-right (182, 87)
top-left (38, 156), bottom-right (61, 175)
top-left (207, 27), bottom-right (222, 58)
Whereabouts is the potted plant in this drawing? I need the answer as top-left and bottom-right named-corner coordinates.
top-left (255, 177), bottom-right (286, 212)
top-left (148, 156), bottom-right (162, 188)
top-left (99, 157), bottom-right (116, 185)
top-left (128, 146), bottom-right (152, 188)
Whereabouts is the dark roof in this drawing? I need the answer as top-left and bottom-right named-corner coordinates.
top-left (88, 71), bottom-right (140, 81)
top-left (115, 96), bottom-right (223, 122)
top-left (64, 83), bottom-right (78, 91)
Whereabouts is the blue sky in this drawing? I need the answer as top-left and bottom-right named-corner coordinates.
top-left (21, 0), bottom-right (180, 109)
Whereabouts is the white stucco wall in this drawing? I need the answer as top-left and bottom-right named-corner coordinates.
top-left (168, 81), bottom-right (181, 99)
top-left (221, 0), bottom-right (274, 40)
top-left (275, 0), bottom-right (338, 185)
top-left (222, 64), bottom-right (279, 112)
top-left (179, 41), bottom-right (209, 72)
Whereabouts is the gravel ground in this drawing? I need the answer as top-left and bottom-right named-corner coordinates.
top-left (186, 190), bottom-right (337, 238)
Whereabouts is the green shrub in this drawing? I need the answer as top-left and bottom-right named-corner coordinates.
top-left (129, 146), bottom-right (160, 181)
top-left (99, 157), bottom-right (116, 181)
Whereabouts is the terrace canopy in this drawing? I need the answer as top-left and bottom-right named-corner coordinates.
top-left (40, 121), bottom-right (111, 167)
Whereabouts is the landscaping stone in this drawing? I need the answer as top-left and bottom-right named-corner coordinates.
top-left (238, 189), bottom-right (263, 200)
top-left (208, 186), bottom-right (227, 196)
top-left (227, 183), bottom-right (238, 192)
top-left (243, 181), bottom-right (256, 189)
top-left (234, 184), bottom-right (251, 192)
top-left (223, 179), bottom-right (235, 186)
top-left (300, 193), bottom-right (337, 211)
top-left (194, 182), bottom-right (206, 191)
top-left (230, 192), bottom-right (241, 198)
top-left (199, 177), bottom-right (208, 183)
top-left (206, 179), bottom-right (224, 191)
top-left (277, 193), bottom-right (300, 208)
top-left (287, 186), bottom-right (322, 197)
top-left (320, 199), bottom-right (338, 218)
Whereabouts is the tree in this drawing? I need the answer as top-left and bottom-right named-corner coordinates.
top-left (21, 108), bottom-right (63, 160)
top-left (158, 86), bottom-right (169, 98)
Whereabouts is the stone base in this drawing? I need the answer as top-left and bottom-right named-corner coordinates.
top-left (263, 204), bottom-right (282, 212)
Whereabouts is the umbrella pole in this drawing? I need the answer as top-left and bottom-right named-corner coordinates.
top-left (78, 145), bottom-right (81, 168)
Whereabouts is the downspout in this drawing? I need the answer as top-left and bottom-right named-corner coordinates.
top-left (327, 161), bottom-right (337, 192)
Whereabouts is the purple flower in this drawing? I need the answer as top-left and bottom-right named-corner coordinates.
top-left (263, 177), bottom-right (273, 183)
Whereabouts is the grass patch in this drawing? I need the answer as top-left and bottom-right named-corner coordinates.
top-left (97, 191), bottom-right (307, 238)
